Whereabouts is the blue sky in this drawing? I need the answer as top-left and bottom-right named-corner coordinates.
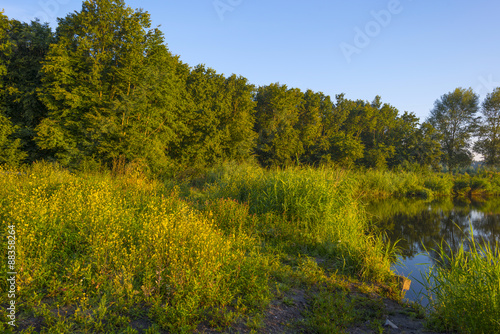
top-left (2, 0), bottom-right (500, 122)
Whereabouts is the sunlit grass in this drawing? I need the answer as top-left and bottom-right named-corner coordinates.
top-left (0, 162), bottom-right (271, 333)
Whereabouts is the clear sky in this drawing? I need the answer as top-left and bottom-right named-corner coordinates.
top-left (3, 0), bottom-right (500, 122)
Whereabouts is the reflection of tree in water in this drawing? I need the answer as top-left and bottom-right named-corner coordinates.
top-left (470, 198), bottom-right (500, 247)
top-left (366, 197), bottom-right (500, 261)
top-left (472, 214), bottom-right (500, 246)
top-left (390, 210), bottom-right (441, 258)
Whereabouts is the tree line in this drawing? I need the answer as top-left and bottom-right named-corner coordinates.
top-left (1, 0), bottom-right (499, 174)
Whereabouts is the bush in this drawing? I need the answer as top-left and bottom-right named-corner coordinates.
top-left (453, 175), bottom-right (471, 196)
top-left (470, 176), bottom-right (492, 195)
top-left (423, 174), bottom-right (453, 195)
top-left (0, 163), bottom-right (271, 332)
top-left (405, 186), bottom-right (432, 199)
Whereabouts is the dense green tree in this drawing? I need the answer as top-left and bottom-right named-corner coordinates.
top-left (0, 19), bottom-right (54, 160)
top-left (427, 87), bottom-right (480, 172)
top-left (175, 65), bottom-right (256, 169)
top-left (175, 65), bottom-right (227, 168)
top-left (388, 111), bottom-right (420, 167)
top-left (296, 90), bottom-right (334, 164)
top-left (388, 113), bottom-right (442, 170)
top-left (359, 97), bottom-right (398, 169)
top-left (35, 0), bottom-right (185, 172)
top-left (0, 11), bottom-right (26, 165)
top-left (0, 4), bottom-right (466, 172)
top-left (0, 10), bottom-right (9, 82)
top-left (254, 83), bottom-right (304, 166)
top-left (323, 94), bottom-right (364, 166)
top-left (474, 87), bottom-right (500, 167)
top-left (0, 113), bottom-right (26, 166)
top-left (413, 122), bottom-right (443, 170)
top-left (223, 74), bottom-right (257, 160)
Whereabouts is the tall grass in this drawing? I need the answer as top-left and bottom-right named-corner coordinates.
top-left (422, 228), bottom-right (500, 333)
top-left (200, 163), bottom-right (395, 281)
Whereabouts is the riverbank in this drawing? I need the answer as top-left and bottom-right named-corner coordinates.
top-left (353, 168), bottom-right (500, 199)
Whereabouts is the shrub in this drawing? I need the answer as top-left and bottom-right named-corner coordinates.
top-left (453, 175), bottom-right (471, 196)
top-left (423, 174), bottom-right (453, 195)
top-left (470, 176), bottom-right (492, 195)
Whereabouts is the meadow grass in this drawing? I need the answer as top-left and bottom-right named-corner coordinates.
top-left (422, 229), bottom-right (500, 333)
top-left (0, 161), bottom-right (415, 333)
top-left (0, 162), bottom-right (272, 333)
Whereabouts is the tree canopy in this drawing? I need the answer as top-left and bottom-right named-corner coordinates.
top-left (1, 1), bottom-right (494, 173)
top-left (427, 88), bottom-right (480, 172)
top-left (474, 88), bottom-right (500, 167)
top-left (35, 0), bottom-right (185, 171)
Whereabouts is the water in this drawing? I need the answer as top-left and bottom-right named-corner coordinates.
top-left (365, 196), bottom-right (500, 306)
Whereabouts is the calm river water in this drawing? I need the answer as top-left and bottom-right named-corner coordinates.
top-left (365, 196), bottom-right (500, 306)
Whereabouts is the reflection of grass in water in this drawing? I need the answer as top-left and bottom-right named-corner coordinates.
top-left (422, 227), bottom-right (500, 333)
top-left (471, 196), bottom-right (500, 214)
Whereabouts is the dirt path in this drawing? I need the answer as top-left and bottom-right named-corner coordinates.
top-left (198, 254), bottom-right (446, 334)
top-left (197, 286), bottom-right (444, 334)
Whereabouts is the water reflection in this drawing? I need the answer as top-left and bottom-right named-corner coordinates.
top-left (365, 196), bottom-right (500, 304)
top-left (366, 197), bottom-right (500, 260)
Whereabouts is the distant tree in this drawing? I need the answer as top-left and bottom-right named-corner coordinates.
top-left (36, 0), bottom-right (185, 172)
top-left (359, 97), bottom-right (398, 169)
top-left (330, 95), bottom-right (400, 169)
top-left (388, 111), bottom-right (422, 169)
top-left (0, 114), bottom-right (27, 166)
top-left (223, 74), bottom-right (257, 161)
top-left (427, 88), bottom-right (480, 172)
top-left (175, 65), bottom-right (227, 168)
top-left (414, 122), bottom-right (443, 170)
top-left (474, 87), bottom-right (500, 167)
top-left (388, 113), bottom-right (442, 170)
top-left (0, 10), bottom-right (9, 83)
top-left (254, 83), bottom-right (304, 166)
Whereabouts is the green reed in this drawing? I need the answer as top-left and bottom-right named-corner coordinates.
top-left (422, 227), bottom-right (500, 333)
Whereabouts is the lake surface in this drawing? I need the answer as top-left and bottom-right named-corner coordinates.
top-left (365, 196), bottom-right (500, 306)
